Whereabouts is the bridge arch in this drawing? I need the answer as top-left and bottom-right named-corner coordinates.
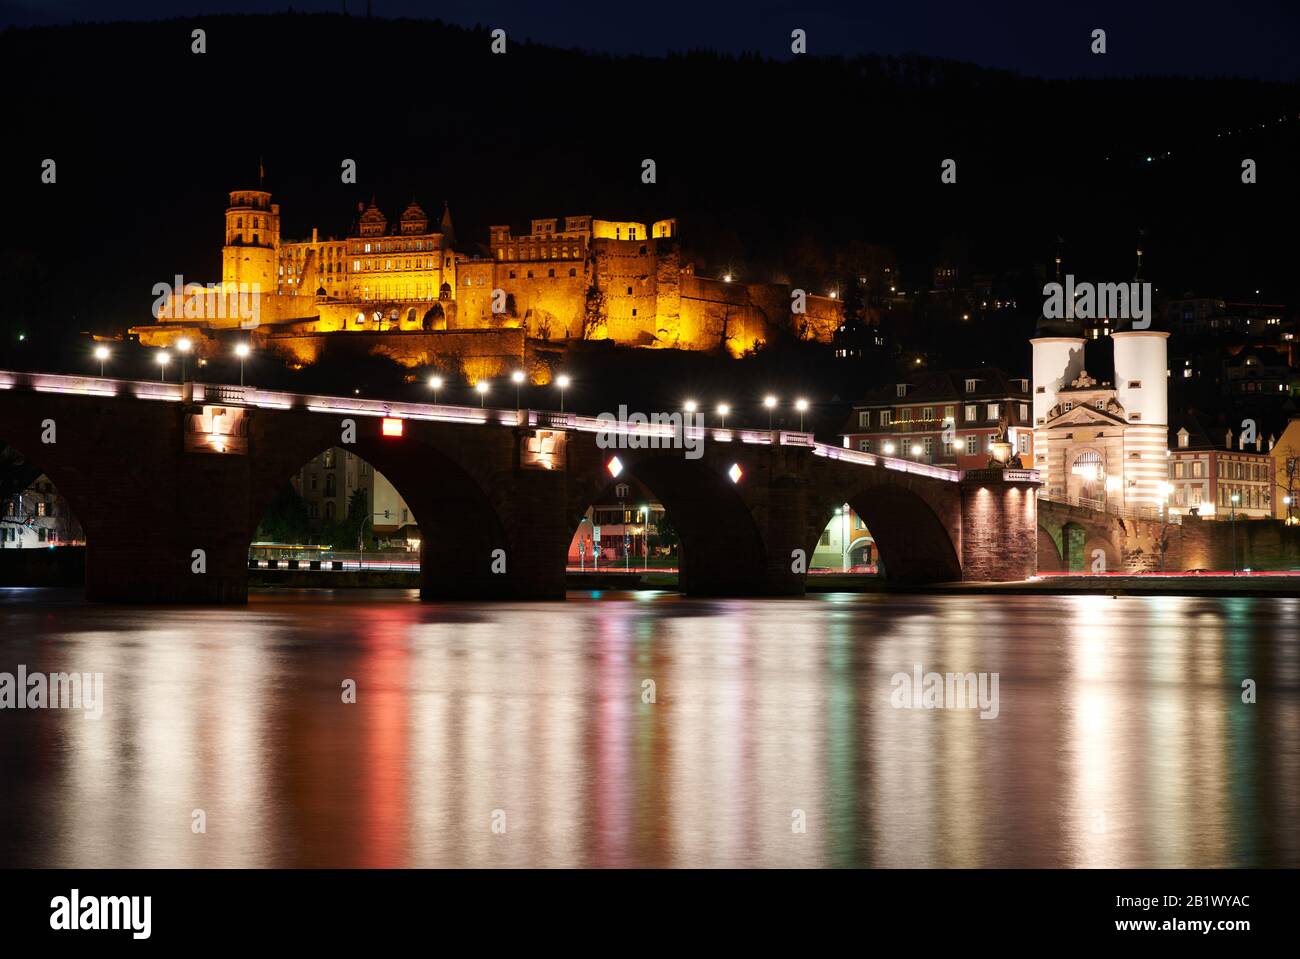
top-left (247, 414), bottom-right (517, 599)
top-left (812, 480), bottom-right (961, 584)
top-left (565, 449), bottom-right (768, 595)
top-left (0, 440), bottom-right (90, 554)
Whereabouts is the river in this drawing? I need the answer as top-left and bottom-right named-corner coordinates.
top-left (0, 588), bottom-right (1295, 867)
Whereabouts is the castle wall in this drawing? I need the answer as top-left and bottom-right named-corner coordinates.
top-left (257, 327), bottom-right (528, 379)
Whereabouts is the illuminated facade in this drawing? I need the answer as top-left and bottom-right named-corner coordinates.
top-left (1032, 331), bottom-right (1171, 513)
top-left (134, 189), bottom-right (841, 359)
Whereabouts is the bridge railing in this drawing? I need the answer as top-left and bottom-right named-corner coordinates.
top-left (1, 369), bottom-right (973, 487)
top-left (811, 442), bottom-right (962, 482)
top-left (1036, 490), bottom-right (1179, 524)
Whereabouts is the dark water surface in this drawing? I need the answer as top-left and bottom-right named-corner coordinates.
top-left (0, 588), bottom-right (1296, 867)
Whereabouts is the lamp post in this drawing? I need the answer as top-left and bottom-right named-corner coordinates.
top-left (716, 403), bottom-right (729, 429)
top-left (764, 395), bottom-right (777, 430)
top-left (476, 380), bottom-right (489, 408)
top-left (1158, 481), bottom-right (1173, 571)
top-left (795, 397), bottom-right (809, 432)
top-left (157, 350), bottom-right (170, 381)
top-left (94, 345), bottom-right (109, 377)
top-left (428, 374), bottom-right (443, 404)
top-left (177, 337), bottom-right (192, 381)
top-left (511, 369), bottom-right (525, 408)
top-left (684, 399), bottom-right (697, 415)
top-left (641, 505), bottom-right (649, 571)
top-left (556, 374), bottom-right (570, 412)
top-left (1230, 492), bottom-right (1240, 575)
top-left (235, 342), bottom-right (250, 386)
top-left (1285, 494), bottom-right (1293, 526)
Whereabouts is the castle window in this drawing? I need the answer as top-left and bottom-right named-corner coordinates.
top-left (632, 309), bottom-right (637, 316)
top-left (548, 269), bottom-right (555, 278)
top-left (527, 270), bottom-right (534, 279)
top-left (509, 271), bottom-right (516, 279)
top-left (627, 287), bottom-right (633, 295)
top-left (1128, 380), bottom-right (1142, 389)
top-left (236, 217), bottom-right (243, 228)
top-left (252, 234), bottom-right (258, 244)
top-left (639, 245), bottom-right (647, 255)
top-left (569, 268), bottom-right (576, 277)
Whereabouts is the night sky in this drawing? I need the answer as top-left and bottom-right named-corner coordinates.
top-left (3, 0), bottom-right (1298, 80)
top-left (0, 0), bottom-right (1296, 393)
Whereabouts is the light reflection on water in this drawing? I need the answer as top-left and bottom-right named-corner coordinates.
top-left (0, 588), bottom-right (1295, 868)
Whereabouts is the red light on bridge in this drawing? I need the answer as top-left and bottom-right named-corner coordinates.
top-left (382, 417), bottom-right (404, 437)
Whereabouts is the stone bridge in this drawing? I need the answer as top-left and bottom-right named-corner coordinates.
top-left (0, 370), bottom-right (1042, 602)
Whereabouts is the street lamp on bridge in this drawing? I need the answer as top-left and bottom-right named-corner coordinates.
top-left (428, 374), bottom-right (443, 404)
top-left (234, 342), bottom-right (251, 386)
top-left (795, 397), bottom-right (809, 431)
top-left (764, 394), bottom-right (777, 429)
top-left (156, 349), bottom-right (170, 381)
top-left (177, 337), bottom-right (192, 381)
top-left (556, 374), bottom-right (570, 412)
top-left (716, 403), bottom-right (730, 429)
top-left (94, 345), bottom-right (109, 377)
top-left (511, 369), bottom-right (525, 408)
top-left (476, 380), bottom-right (490, 408)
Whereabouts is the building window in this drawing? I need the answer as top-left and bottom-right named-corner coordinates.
top-left (880, 411), bottom-right (891, 426)
top-left (896, 384), bottom-right (907, 397)
top-left (988, 403), bottom-right (999, 421)
top-left (964, 405), bottom-right (977, 422)
top-left (1019, 403), bottom-right (1028, 420)
top-left (922, 407), bottom-right (934, 421)
top-left (965, 435), bottom-right (978, 455)
top-left (858, 440), bottom-right (871, 452)
top-left (923, 437), bottom-right (933, 461)
top-left (1128, 381), bottom-right (1142, 389)
top-left (858, 411), bottom-right (870, 428)
top-left (943, 405), bottom-right (954, 421)
top-left (965, 379), bottom-right (977, 393)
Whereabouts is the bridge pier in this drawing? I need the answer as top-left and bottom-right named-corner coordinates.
top-left (958, 470), bottom-right (1042, 582)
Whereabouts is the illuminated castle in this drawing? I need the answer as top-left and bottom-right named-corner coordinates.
top-left (134, 189), bottom-right (842, 364)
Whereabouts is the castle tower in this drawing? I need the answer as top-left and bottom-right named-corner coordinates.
top-left (1030, 336), bottom-right (1086, 490)
top-left (1112, 330), bottom-right (1170, 511)
top-left (221, 189), bottom-right (280, 296)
